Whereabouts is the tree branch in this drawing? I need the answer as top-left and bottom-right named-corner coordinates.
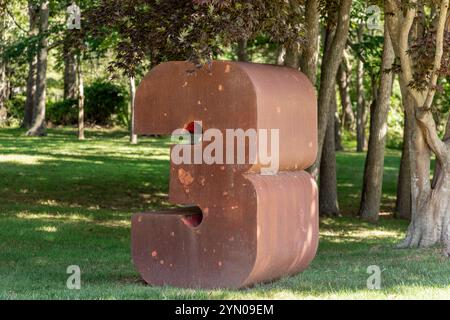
top-left (423, 0), bottom-right (449, 110)
top-left (6, 7), bottom-right (27, 33)
top-left (398, 0), bottom-right (416, 86)
top-left (416, 110), bottom-right (447, 162)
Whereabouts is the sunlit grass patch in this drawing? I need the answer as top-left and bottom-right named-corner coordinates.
top-left (0, 154), bottom-right (55, 165)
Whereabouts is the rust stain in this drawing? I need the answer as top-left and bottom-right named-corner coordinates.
top-left (178, 168), bottom-right (194, 186)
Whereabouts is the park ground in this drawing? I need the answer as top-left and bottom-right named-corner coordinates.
top-left (0, 128), bottom-right (449, 299)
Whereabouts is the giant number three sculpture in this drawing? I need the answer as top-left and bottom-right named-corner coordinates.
top-left (132, 61), bottom-right (318, 288)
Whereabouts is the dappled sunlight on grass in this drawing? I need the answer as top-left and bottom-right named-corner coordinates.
top-left (0, 154), bottom-right (55, 165)
top-left (319, 217), bottom-right (406, 244)
top-left (320, 228), bottom-right (403, 242)
top-left (1, 128), bottom-right (448, 299)
top-left (35, 226), bottom-right (58, 233)
top-left (16, 212), bottom-right (92, 222)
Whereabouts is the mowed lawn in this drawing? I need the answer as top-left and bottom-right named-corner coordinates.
top-left (0, 128), bottom-right (449, 299)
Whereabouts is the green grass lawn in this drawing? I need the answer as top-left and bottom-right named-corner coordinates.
top-left (0, 128), bottom-right (449, 299)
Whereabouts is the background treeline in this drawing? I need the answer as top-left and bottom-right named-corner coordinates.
top-left (1, 0), bottom-right (450, 253)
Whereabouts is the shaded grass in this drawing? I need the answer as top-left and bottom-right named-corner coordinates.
top-left (0, 128), bottom-right (449, 299)
top-left (336, 149), bottom-right (401, 215)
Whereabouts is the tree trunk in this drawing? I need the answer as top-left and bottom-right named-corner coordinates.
top-left (77, 55), bottom-right (85, 140)
top-left (129, 76), bottom-right (138, 145)
top-left (64, 41), bottom-right (78, 100)
top-left (308, 0), bottom-right (352, 179)
top-left (23, 1), bottom-right (39, 129)
top-left (27, 0), bottom-right (49, 137)
top-left (385, 0), bottom-right (450, 255)
top-left (399, 111), bottom-right (450, 255)
top-left (335, 111), bottom-right (343, 151)
top-left (359, 25), bottom-right (395, 222)
top-left (337, 59), bottom-right (355, 131)
top-left (284, 44), bottom-right (299, 68)
top-left (396, 110), bottom-right (412, 219)
top-left (299, 0), bottom-right (319, 84)
top-left (319, 91), bottom-right (339, 216)
top-left (356, 26), bottom-right (366, 152)
top-left (276, 46), bottom-right (286, 65)
top-left (0, 5), bottom-right (7, 126)
top-left (236, 39), bottom-right (248, 62)
top-left (0, 66), bottom-right (6, 126)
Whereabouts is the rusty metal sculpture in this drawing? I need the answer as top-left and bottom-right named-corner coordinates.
top-left (131, 61), bottom-right (318, 289)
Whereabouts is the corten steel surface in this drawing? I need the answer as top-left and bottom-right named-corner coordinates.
top-left (132, 61), bottom-right (319, 289)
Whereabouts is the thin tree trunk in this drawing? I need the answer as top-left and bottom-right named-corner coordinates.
top-left (337, 60), bottom-right (355, 131)
top-left (396, 110), bottom-right (412, 219)
top-left (359, 25), bottom-right (395, 222)
top-left (129, 76), bottom-right (138, 145)
top-left (0, 68), bottom-right (6, 125)
top-left (64, 41), bottom-right (77, 100)
top-left (77, 55), bottom-right (85, 140)
top-left (23, 1), bottom-right (39, 129)
top-left (236, 39), bottom-right (248, 62)
top-left (276, 46), bottom-right (286, 65)
top-left (0, 4), bottom-right (7, 126)
top-left (335, 110), bottom-right (343, 151)
top-left (309, 0), bottom-right (353, 179)
top-left (356, 25), bottom-right (366, 152)
top-left (319, 91), bottom-right (339, 216)
top-left (284, 44), bottom-right (299, 69)
top-left (299, 0), bottom-right (319, 84)
top-left (27, 0), bottom-right (49, 136)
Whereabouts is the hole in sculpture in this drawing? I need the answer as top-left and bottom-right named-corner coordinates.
top-left (181, 206), bottom-right (203, 228)
top-left (184, 121), bottom-right (203, 145)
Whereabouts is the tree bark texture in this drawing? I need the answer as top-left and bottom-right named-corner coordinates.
top-left (129, 76), bottom-right (138, 144)
top-left (236, 39), bottom-right (248, 62)
top-left (396, 110), bottom-right (412, 219)
top-left (64, 41), bottom-right (78, 100)
top-left (23, 1), bottom-right (39, 129)
top-left (27, 0), bottom-right (49, 136)
top-left (337, 58), bottom-right (355, 131)
top-left (309, 0), bottom-right (352, 180)
top-left (335, 110), bottom-right (343, 151)
top-left (77, 55), bottom-right (85, 140)
top-left (319, 91), bottom-right (339, 216)
top-left (386, 0), bottom-right (450, 255)
top-left (0, 5), bottom-right (7, 125)
top-left (356, 25), bottom-right (366, 152)
top-left (359, 24), bottom-right (395, 222)
top-left (299, 0), bottom-right (319, 85)
top-left (284, 44), bottom-right (300, 69)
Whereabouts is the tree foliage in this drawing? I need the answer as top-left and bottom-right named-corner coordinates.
top-left (85, 0), bottom-right (305, 74)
